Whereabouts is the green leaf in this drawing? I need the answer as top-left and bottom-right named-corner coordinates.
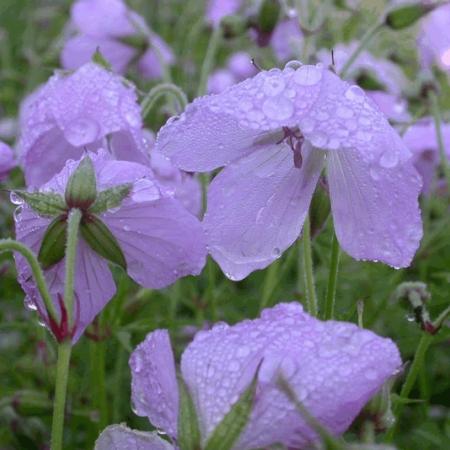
top-left (13, 191), bottom-right (66, 217)
top-left (89, 183), bottom-right (133, 214)
top-left (38, 215), bottom-right (68, 269)
top-left (80, 214), bottom-right (127, 269)
top-left (203, 375), bottom-right (257, 450)
top-left (65, 155), bottom-right (97, 209)
top-left (309, 184), bottom-right (330, 238)
top-left (385, 3), bottom-right (438, 30)
top-left (178, 378), bottom-right (201, 450)
top-left (92, 48), bottom-right (112, 70)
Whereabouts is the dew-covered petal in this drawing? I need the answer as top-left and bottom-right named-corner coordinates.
top-left (71, 0), bottom-right (135, 37)
top-left (204, 143), bottom-right (324, 280)
top-left (366, 91), bottom-right (410, 123)
top-left (130, 330), bottom-right (179, 437)
top-left (19, 62), bottom-right (148, 186)
top-left (14, 206), bottom-right (115, 343)
top-left (0, 141), bottom-right (16, 180)
top-left (61, 35), bottom-right (136, 73)
top-left (181, 302), bottom-right (401, 449)
top-left (102, 189), bottom-right (207, 289)
top-left (327, 139), bottom-right (423, 268)
top-left (95, 424), bottom-right (174, 450)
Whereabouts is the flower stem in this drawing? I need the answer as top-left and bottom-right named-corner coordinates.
top-left (385, 332), bottom-right (434, 442)
top-left (64, 208), bottom-right (82, 327)
top-left (90, 339), bottom-right (108, 430)
top-left (339, 22), bottom-right (384, 78)
top-left (323, 232), bottom-right (340, 320)
top-left (197, 25), bottom-right (222, 96)
top-left (429, 89), bottom-right (450, 194)
top-left (302, 215), bottom-right (318, 316)
top-left (259, 259), bottom-right (280, 312)
top-left (51, 340), bottom-right (72, 450)
top-left (0, 239), bottom-right (57, 322)
top-left (141, 82), bottom-right (188, 118)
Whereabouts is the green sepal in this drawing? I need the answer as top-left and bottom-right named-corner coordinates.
top-left (38, 215), bottom-right (68, 270)
top-left (309, 184), bottom-right (331, 238)
top-left (80, 214), bottom-right (127, 269)
top-left (65, 156), bottom-right (97, 209)
top-left (257, 0), bottom-right (281, 34)
top-left (119, 34), bottom-right (148, 52)
top-left (13, 191), bottom-right (66, 217)
top-left (92, 48), bottom-right (112, 70)
top-left (385, 2), bottom-right (437, 30)
top-left (203, 373), bottom-right (257, 450)
top-left (89, 183), bottom-right (133, 214)
top-left (177, 378), bottom-right (201, 450)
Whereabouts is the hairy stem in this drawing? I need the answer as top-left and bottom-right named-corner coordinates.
top-left (0, 239), bottom-right (57, 321)
top-left (302, 216), bottom-right (318, 316)
top-left (51, 340), bottom-right (72, 450)
top-left (323, 232), bottom-right (341, 320)
top-left (197, 25), bottom-right (222, 96)
top-left (141, 82), bottom-right (188, 118)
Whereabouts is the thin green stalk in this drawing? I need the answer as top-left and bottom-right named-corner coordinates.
top-left (90, 340), bottom-right (108, 430)
top-left (259, 259), bottom-right (280, 312)
top-left (302, 215), bottom-right (318, 316)
top-left (141, 83), bottom-right (188, 118)
top-left (340, 22), bottom-right (384, 78)
top-left (429, 89), bottom-right (450, 193)
top-left (64, 209), bottom-right (82, 326)
top-left (206, 258), bottom-right (218, 321)
top-left (0, 239), bottom-right (57, 321)
top-left (112, 345), bottom-right (125, 423)
top-left (50, 340), bottom-right (72, 450)
top-left (323, 232), bottom-right (340, 320)
top-left (385, 333), bottom-right (434, 442)
top-left (197, 25), bottom-right (222, 96)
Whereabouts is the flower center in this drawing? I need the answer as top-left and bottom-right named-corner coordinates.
top-left (277, 127), bottom-right (305, 169)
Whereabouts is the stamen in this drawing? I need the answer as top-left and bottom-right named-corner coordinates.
top-left (276, 127), bottom-right (305, 169)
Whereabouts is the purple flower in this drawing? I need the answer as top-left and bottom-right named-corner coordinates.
top-left (129, 302), bottom-right (401, 449)
top-left (206, 0), bottom-right (243, 28)
top-left (157, 63), bottom-right (423, 280)
top-left (0, 141), bottom-right (16, 181)
top-left (403, 119), bottom-right (450, 193)
top-left (270, 17), bottom-right (303, 62)
top-left (61, 0), bottom-right (174, 79)
top-left (418, 3), bottom-right (450, 72)
top-left (14, 150), bottom-right (206, 341)
top-left (18, 63), bottom-right (149, 187)
top-left (366, 91), bottom-right (411, 123)
top-left (208, 52), bottom-right (257, 94)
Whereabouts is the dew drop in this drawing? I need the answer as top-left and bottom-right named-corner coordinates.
top-left (344, 85), bottom-right (365, 103)
top-left (293, 65), bottom-right (323, 86)
top-left (64, 118), bottom-right (100, 146)
top-left (379, 150), bottom-right (399, 168)
top-left (263, 76), bottom-right (286, 97)
top-left (336, 105), bottom-right (354, 119)
top-left (262, 97), bottom-right (293, 120)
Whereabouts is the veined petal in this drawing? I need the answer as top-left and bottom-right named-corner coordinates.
top-left (102, 193), bottom-right (207, 289)
top-left (95, 424), bottom-right (174, 450)
top-left (203, 143), bottom-right (324, 280)
top-left (181, 302), bottom-right (401, 449)
top-left (327, 138), bottom-right (423, 268)
top-left (130, 330), bottom-right (179, 438)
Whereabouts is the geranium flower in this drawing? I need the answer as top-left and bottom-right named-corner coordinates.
top-left (208, 52), bottom-right (257, 94)
top-left (14, 150), bottom-right (206, 341)
top-left (418, 3), bottom-right (450, 72)
top-left (18, 62), bottom-right (149, 187)
top-left (403, 119), bottom-right (450, 193)
top-left (113, 302), bottom-right (400, 450)
top-left (0, 141), bottom-right (16, 181)
top-left (206, 0), bottom-right (243, 28)
top-left (270, 16), bottom-right (303, 62)
top-left (61, 0), bottom-right (174, 79)
top-left (156, 63), bottom-right (423, 280)
top-left (365, 91), bottom-right (410, 123)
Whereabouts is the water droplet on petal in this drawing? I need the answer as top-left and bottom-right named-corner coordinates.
top-left (293, 65), bottom-right (322, 86)
top-left (64, 118), bottom-right (100, 146)
top-left (262, 97), bottom-right (293, 120)
top-left (379, 150), bottom-right (399, 168)
top-left (336, 105), bottom-right (354, 119)
top-left (345, 85), bottom-right (365, 103)
top-left (263, 76), bottom-right (286, 97)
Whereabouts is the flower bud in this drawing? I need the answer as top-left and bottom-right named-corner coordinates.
top-left (385, 2), bottom-right (438, 30)
top-left (310, 181), bottom-right (331, 237)
top-left (220, 15), bottom-right (249, 39)
top-left (65, 155), bottom-right (97, 209)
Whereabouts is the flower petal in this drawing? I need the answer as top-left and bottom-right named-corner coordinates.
top-left (181, 302), bottom-right (401, 449)
top-left (327, 138), bottom-right (423, 268)
top-left (95, 424), bottom-right (174, 450)
top-left (0, 141), bottom-right (16, 180)
top-left (130, 330), bottom-right (179, 438)
top-left (102, 192), bottom-right (207, 288)
top-left (203, 143), bottom-right (324, 280)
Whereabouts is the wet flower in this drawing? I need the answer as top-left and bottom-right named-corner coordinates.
top-left (126, 302), bottom-right (401, 449)
top-left (18, 63), bottom-right (149, 187)
top-left (208, 52), bottom-right (257, 94)
top-left (402, 119), bottom-right (450, 193)
top-left (157, 63), bottom-right (423, 280)
top-left (418, 3), bottom-right (450, 72)
top-left (0, 141), bottom-right (16, 181)
top-left (14, 150), bottom-right (206, 341)
top-left (61, 0), bottom-right (174, 79)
